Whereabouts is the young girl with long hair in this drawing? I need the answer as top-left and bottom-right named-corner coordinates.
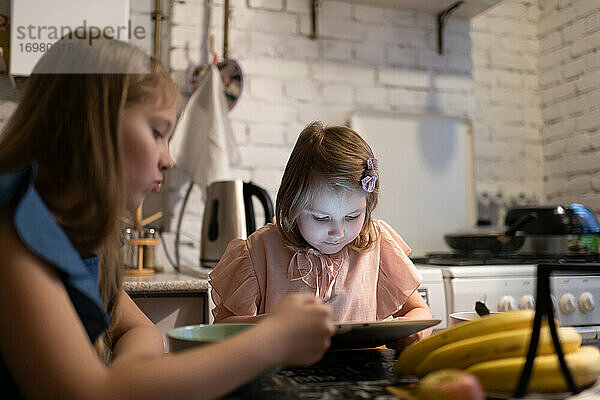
top-left (0, 33), bottom-right (333, 400)
top-left (210, 121), bottom-right (433, 349)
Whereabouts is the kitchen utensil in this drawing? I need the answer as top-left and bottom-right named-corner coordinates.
top-left (444, 212), bottom-right (538, 253)
top-left (505, 204), bottom-right (600, 255)
top-left (200, 179), bottom-right (274, 268)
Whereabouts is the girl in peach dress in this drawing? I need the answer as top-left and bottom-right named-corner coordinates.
top-left (209, 121), bottom-right (433, 347)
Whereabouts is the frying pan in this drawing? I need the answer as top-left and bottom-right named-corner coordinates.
top-left (444, 212), bottom-right (538, 253)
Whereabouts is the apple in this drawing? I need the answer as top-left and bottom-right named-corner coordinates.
top-left (417, 369), bottom-right (485, 400)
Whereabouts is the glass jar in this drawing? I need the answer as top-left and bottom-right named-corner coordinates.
top-left (123, 228), bottom-right (138, 269)
top-left (143, 228), bottom-right (157, 269)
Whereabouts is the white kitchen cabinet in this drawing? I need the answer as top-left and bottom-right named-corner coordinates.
top-left (9, 0), bottom-right (130, 76)
top-left (130, 292), bottom-right (208, 352)
top-left (124, 271), bottom-right (211, 352)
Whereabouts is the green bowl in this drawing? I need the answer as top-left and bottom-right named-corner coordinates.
top-left (167, 323), bottom-right (280, 382)
top-left (168, 323), bottom-right (255, 352)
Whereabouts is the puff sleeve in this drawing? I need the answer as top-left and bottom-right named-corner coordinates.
top-left (209, 238), bottom-right (261, 322)
top-left (376, 220), bottom-right (423, 320)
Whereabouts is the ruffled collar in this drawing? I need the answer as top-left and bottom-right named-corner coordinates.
top-left (287, 247), bottom-right (347, 301)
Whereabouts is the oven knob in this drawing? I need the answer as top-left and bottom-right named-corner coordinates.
top-left (518, 295), bottom-right (535, 310)
top-left (559, 293), bottom-right (577, 315)
top-left (498, 296), bottom-right (517, 312)
top-left (578, 292), bottom-right (595, 314)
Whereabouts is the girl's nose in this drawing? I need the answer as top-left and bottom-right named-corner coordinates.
top-left (329, 222), bottom-right (344, 238)
top-left (160, 146), bottom-right (174, 171)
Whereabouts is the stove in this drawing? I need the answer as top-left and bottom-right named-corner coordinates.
top-left (414, 253), bottom-right (600, 344)
top-left (414, 252), bottom-right (600, 266)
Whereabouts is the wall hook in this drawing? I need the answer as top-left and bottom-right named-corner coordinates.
top-left (437, 1), bottom-right (464, 55)
top-left (310, 0), bottom-right (320, 40)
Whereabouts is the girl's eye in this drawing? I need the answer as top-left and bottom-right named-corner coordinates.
top-left (153, 129), bottom-right (164, 140)
top-left (345, 214), bottom-right (360, 221)
top-left (312, 215), bottom-right (329, 222)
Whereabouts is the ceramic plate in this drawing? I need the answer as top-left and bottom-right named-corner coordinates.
top-left (331, 318), bottom-right (441, 350)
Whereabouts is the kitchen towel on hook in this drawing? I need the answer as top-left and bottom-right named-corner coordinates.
top-left (170, 65), bottom-right (240, 188)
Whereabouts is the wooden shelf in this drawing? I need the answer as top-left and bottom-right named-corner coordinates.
top-left (334, 0), bottom-right (501, 19)
top-left (125, 268), bottom-right (156, 276)
top-left (126, 238), bottom-right (161, 246)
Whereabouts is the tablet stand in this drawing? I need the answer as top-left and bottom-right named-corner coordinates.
top-left (514, 263), bottom-right (600, 397)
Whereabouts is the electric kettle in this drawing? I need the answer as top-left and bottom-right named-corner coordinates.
top-left (200, 180), bottom-right (274, 267)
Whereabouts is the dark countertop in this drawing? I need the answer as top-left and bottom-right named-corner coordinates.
top-left (224, 348), bottom-right (600, 400)
top-left (225, 348), bottom-right (417, 400)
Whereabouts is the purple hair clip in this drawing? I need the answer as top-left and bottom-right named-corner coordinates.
top-left (361, 158), bottom-right (378, 193)
top-left (366, 158), bottom-right (378, 170)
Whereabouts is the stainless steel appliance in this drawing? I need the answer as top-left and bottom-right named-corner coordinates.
top-left (200, 180), bottom-right (274, 267)
top-left (506, 204), bottom-right (600, 255)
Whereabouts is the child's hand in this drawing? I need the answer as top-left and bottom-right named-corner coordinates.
top-left (386, 332), bottom-right (420, 352)
top-left (265, 293), bottom-right (334, 367)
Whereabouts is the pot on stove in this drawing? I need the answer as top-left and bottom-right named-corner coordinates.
top-left (505, 203), bottom-right (600, 255)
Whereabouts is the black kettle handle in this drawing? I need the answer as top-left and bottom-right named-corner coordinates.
top-left (243, 181), bottom-right (275, 235)
top-left (504, 211), bottom-right (538, 236)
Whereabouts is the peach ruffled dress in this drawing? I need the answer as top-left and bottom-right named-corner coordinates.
top-left (209, 220), bottom-right (423, 323)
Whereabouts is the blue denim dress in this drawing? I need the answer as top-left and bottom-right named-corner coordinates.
top-left (0, 165), bottom-right (111, 399)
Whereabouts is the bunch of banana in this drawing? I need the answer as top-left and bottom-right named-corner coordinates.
top-left (394, 310), bottom-right (600, 393)
top-left (467, 346), bottom-right (600, 393)
top-left (395, 310), bottom-right (535, 375)
top-left (415, 325), bottom-right (581, 376)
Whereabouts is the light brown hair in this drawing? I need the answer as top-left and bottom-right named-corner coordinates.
top-left (276, 121), bottom-right (380, 252)
top-left (0, 33), bottom-right (180, 358)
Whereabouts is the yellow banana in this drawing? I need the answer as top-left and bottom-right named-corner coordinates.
top-left (466, 346), bottom-right (600, 393)
top-left (395, 310), bottom-right (535, 375)
top-left (414, 326), bottom-right (581, 377)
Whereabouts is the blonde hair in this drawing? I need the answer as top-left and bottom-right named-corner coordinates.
top-left (0, 33), bottom-right (181, 359)
top-left (276, 121), bottom-right (380, 252)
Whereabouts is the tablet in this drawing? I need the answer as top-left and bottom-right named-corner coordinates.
top-left (330, 318), bottom-right (441, 350)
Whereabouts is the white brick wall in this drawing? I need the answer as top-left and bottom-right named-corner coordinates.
top-left (538, 0), bottom-right (600, 210)
top-left (470, 0), bottom-right (543, 206)
top-left (0, 0), bottom-right (159, 106)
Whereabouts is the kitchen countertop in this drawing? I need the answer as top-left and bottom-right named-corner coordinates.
top-left (123, 266), bottom-right (211, 295)
top-left (224, 348), bottom-right (600, 400)
top-left (225, 348), bottom-right (407, 400)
